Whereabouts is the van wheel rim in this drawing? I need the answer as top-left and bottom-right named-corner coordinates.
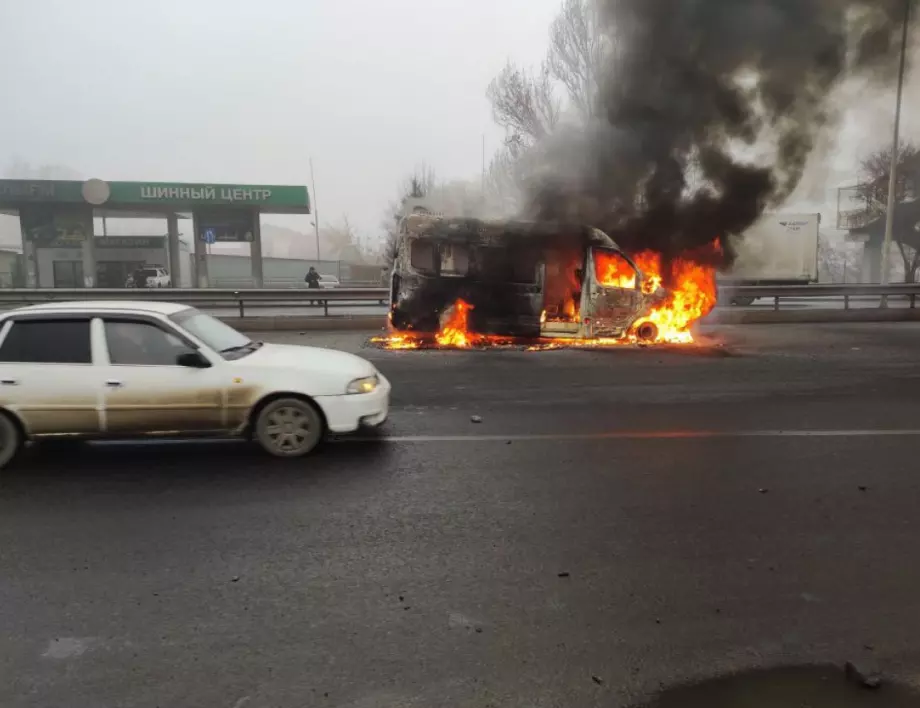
top-left (264, 406), bottom-right (312, 452)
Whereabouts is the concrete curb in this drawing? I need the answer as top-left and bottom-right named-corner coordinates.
top-left (218, 308), bottom-right (920, 332)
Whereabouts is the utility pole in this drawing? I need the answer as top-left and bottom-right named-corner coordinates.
top-left (310, 157), bottom-right (321, 261)
top-left (481, 134), bottom-right (486, 192)
top-left (880, 0), bottom-right (912, 291)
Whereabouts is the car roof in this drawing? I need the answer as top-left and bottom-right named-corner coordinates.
top-left (2, 301), bottom-right (191, 317)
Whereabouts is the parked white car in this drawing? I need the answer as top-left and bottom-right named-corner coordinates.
top-left (126, 267), bottom-right (171, 288)
top-left (319, 275), bottom-right (340, 289)
top-left (0, 301), bottom-right (390, 468)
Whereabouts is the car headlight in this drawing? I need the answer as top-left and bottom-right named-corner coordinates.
top-left (346, 375), bottom-right (378, 394)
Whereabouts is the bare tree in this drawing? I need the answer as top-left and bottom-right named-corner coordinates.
top-left (481, 146), bottom-right (530, 215)
top-left (487, 61), bottom-right (561, 148)
top-left (856, 141), bottom-right (920, 281)
top-left (546, 0), bottom-right (607, 120)
top-left (857, 142), bottom-right (919, 205)
top-left (818, 231), bottom-right (862, 283)
top-left (402, 163), bottom-right (437, 201)
top-left (320, 215), bottom-right (363, 262)
top-left (482, 0), bottom-right (610, 214)
top-left (381, 166), bottom-right (439, 267)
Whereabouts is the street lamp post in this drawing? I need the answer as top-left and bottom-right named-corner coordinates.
top-left (880, 0), bottom-right (912, 290)
top-left (310, 157), bottom-right (321, 261)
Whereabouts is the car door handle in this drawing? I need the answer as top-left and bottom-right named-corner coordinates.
top-left (1, 379), bottom-right (17, 385)
top-left (105, 380), bottom-right (123, 387)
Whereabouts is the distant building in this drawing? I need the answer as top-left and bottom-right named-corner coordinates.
top-left (0, 248), bottom-right (23, 288)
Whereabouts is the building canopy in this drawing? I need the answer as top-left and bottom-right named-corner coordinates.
top-left (0, 178), bottom-right (311, 215)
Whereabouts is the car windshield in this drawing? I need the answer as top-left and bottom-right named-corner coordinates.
top-left (170, 308), bottom-right (259, 359)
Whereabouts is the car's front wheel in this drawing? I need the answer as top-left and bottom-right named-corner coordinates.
top-left (0, 412), bottom-right (23, 469)
top-left (254, 398), bottom-right (324, 458)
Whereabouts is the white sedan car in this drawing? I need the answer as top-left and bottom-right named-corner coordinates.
top-left (0, 301), bottom-right (390, 468)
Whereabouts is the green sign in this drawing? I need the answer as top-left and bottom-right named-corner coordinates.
top-left (0, 179), bottom-right (311, 213)
top-left (108, 182), bottom-right (310, 210)
top-left (95, 236), bottom-right (166, 249)
top-left (0, 180), bottom-right (85, 203)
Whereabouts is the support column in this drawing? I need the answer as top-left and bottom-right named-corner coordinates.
top-left (193, 211), bottom-right (209, 288)
top-left (19, 216), bottom-right (38, 288)
top-left (81, 223), bottom-right (96, 288)
top-left (167, 213), bottom-right (181, 288)
top-left (250, 210), bottom-right (263, 288)
top-left (861, 237), bottom-right (883, 283)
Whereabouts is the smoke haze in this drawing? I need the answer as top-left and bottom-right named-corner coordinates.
top-left (525, 0), bottom-right (913, 270)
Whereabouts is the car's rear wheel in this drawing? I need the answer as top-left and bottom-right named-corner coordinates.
top-left (0, 412), bottom-right (23, 469)
top-left (254, 398), bottom-right (324, 458)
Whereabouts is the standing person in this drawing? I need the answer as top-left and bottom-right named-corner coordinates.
top-left (305, 266), bottom-right (321, 305)
top-left (305, 267), bottom-right (321, 289)
top-left (133, 267), bottom-right (148, 289)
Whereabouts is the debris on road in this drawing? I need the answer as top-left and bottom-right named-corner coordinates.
top-left (845, 660), bottom-right (882, 689)
top-left (557, 572), bottom-right (571, 578)
top-left (758, 488), bottom-right (769, 494)
top-left (470, 415), bottom-right (483, 423)
top-left (592, 675), bottom-right (604, 685)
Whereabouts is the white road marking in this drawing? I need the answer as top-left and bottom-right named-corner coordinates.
top-left (88, 428), bottom-right (920, 448)
top-left (347, 429), bottom-right (920, 443)
top-left (42, 637), bottom-right (94, 659)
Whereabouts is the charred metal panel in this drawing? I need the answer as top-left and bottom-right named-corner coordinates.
top-left (591, 289), bottom-right (645, 337)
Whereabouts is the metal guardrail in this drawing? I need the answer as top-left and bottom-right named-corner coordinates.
top-left (0, 288), bottom-right (390, 317)
top-left (720, 283), bottom-right (920, 311)
top-left (210, 277), bottom-right (385, 289)
top-left (0, 284), bottom-right (917, 317)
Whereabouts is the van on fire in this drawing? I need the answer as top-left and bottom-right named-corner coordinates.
top-left (388, 213), bottom-right (667, 341)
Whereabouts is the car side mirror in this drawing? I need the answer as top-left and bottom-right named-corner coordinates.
top-left (177, 351), bottom-right (211, 368)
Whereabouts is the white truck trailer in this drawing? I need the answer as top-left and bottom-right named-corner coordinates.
top-left (720, 212), bottom-right (820, 305)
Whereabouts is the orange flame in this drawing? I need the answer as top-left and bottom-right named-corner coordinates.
top-left (435, 299), bottom-right (474, 348)
top-left (595, 250), bottom-right (662, 295)
top-left (627, 245), bottom-right (718, 344)
top-left (595, 251), bottom-right (640, 290)
top-left (377, 334), bottom-right (420, 350)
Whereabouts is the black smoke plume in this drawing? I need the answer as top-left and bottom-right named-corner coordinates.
top-left (527, 0), bottom-right (912, 270)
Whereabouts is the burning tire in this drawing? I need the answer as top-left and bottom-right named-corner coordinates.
top-left (635, 321), bottom-right (658, 342)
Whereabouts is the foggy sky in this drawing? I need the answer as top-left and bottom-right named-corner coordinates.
top-left (0, 0), bottom-right (559, 240)
top-left (1, 0), bottom-right (917, 248)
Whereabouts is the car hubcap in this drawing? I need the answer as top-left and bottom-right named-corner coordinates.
top-left (265, 406), bottom-right (311, 452)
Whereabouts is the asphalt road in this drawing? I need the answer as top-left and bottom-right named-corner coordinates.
top-left (3, 323), bottom-right (920, 707)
